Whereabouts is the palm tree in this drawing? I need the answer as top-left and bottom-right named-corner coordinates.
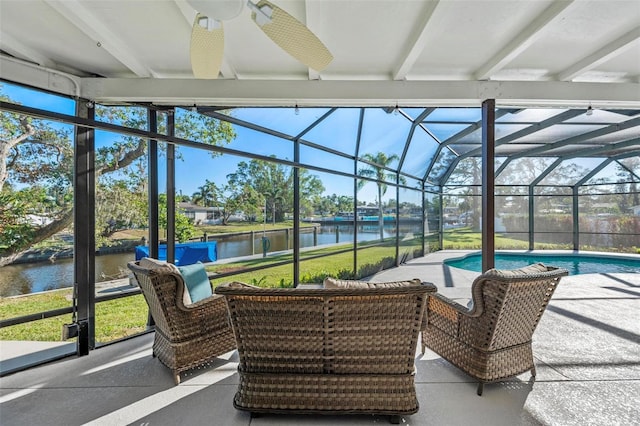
top-left (263, 186), bottom-right (286, 225)
top-left (192, 179), bottom-right (217, 207)
top-left (357, 152), bottom-right (404, 240)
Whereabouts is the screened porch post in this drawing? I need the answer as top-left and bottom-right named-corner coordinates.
top-left (529, 185), bottom-right (535, 250)
top-left (147, 110), bottom-right (159, 259)
top-left (293, 138), bottom-right (300, 287)
top-left (74, 99), bottom-right (96, 355)
top-left (572, 185), bottom-right (579, 251)
top-left (147, 109), bottom-right (159, 328)
top-left (481, 99), bottom-right (496, 272)
top-left (166, 109), bottom-right (176, 265)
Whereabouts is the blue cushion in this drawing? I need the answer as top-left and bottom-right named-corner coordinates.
top-left (177, 262), bottom-right (212, 303)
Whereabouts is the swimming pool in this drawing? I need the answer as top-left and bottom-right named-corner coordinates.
top-left (444, 252), bottom-right (640, 275)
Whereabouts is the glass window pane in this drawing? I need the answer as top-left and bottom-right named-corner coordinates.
top-left (219, 124), bottom-right (293, 160)
top-left (401, 128), bottom-right (439, 178)
top-left (497, 157), bottom-right (557, 185)
top-left (426, 149), bottom-right (457, 183)
top-left (302, 108), bottom-right (360, 155)
top-left (539, 158), bottom-right (604, 185)
top-left (96, 105), bottom-right (148, 130)
top-left (1, 81), bottom-right (75, 114)
top-left (298, 170), bottom-right (355, 258)
top-left (423, 123), bottom-right (471, 142)
top-left (300, 145), bottom-right (353, 175)
top-left (399, 187), bottom-right (423, 260)
top-left (359, 108), bottom-right (410, 165)
top-left (233, 107), bottom-right (332, 136)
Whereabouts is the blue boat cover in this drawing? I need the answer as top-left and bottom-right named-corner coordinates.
top-left (135, 241), bottom-right (217, 266)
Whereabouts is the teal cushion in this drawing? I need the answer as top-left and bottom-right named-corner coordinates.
top-left (178, 262), bottom-right (212, 303)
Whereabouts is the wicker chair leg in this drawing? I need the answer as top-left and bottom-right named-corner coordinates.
top-left (389, 415), bottom-right (401, 424)
top-left (477, 382), bottom-right (484, 396)
top-left (531, 365), bottom-right (537, 378)
top-left (173, 372), bottom-right (181, 385)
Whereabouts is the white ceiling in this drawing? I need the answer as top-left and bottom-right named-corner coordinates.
top-left (1, 0), bottom-right (639, 107)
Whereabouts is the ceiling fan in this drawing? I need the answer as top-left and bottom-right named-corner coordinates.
top-left (186, 0), bottom-right (333, 78)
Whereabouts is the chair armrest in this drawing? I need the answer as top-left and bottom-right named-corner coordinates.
top-left (179, 293), bottom-right (224, 311)
top-left (421, 282), bottom-right (438, 293)
top-left (170, 293), bottom-right (230, 340)
top-left (432, 293), bottom-right (469, 313)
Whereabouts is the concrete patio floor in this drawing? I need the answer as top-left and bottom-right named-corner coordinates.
top-left (1, 251), bottom-right (639, 425)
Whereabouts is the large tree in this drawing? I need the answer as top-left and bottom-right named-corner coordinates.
top-left (357, 152), bottom-right (404, 240)
top-left (192, 179), bottom-right (218, 207)
top-left (0, 91), bottom-right (235, 265)
top-left (218, 183), bottom-right (263, 225)
top-left (226, 158), bottom-right (324, 223)
top-left (316, 194), bottom-right (354, 217)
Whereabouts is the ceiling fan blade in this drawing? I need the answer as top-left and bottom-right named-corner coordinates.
top-left (249, 0), bottom-right (333, 72)
top-left (190, 13), bottom-right (224, 79)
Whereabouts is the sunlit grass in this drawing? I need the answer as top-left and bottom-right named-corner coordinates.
top-left (0, 230), bottom-right (553, 342)
top-left (0, 290), bottom-right (148, 342)
top-left (443, 228), bottom-right (531, 250)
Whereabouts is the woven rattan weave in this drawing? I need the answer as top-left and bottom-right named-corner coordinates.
top-left (422, 263), bottom-right (568, 395)
top-left (215, 281), bottom-right (436, 421)
top-left (128, 260), bottom-right (236, 384)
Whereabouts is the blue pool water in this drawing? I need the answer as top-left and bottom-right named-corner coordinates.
top-left (445, 252), bottom-right (640, 275)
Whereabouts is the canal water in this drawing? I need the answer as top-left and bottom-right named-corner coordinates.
top-left (0, 224), bottom-right (420, 296)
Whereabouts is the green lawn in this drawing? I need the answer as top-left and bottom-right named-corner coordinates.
top-left (0, 290), bottom-right (148, 343)
top-left (0, 230), bottom-right (551, 342)
top-left (443, 228), bottom-right (530, 250)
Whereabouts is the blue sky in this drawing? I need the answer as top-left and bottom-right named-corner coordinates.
top-left (1, 82), bottom-right (386, 202)
top-left (2, 81), bottom-right (627, 203)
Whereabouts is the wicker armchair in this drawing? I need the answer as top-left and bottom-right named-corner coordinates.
top-left (422, 263), bottom-right (568, 395)
top-left (128, 259), bottom-right (236, 384)
top-left (215, 280), bottom-right (436, 423)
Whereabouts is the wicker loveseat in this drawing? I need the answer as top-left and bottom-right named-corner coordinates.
top-left (422, 263), bottom-right (568, 395)
top-left (128, 258), bottom-right (236, 384)
top-left (215, 279), bottom-right (436, 423)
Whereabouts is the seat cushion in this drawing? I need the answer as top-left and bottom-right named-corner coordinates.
top-left (485, 262), bottom-right (550, 278)
top-left (177, 262), bottom-right (213, 303)
top-left (139, 257), bottom-right (180, 274)
top-left (323, 277), bottom-right (422, 289)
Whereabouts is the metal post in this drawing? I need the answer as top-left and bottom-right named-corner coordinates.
top-left (438, 189), bottom-right (444, 250)
top-left (293, 139), bottom-right (300, 286)
top-left (286, 228), bottom-right (290, 251)
top-left (422, 182), bottom-right (426, 255)
top-left (147, 109), bottom-right (158, 328)
top-left (573, 186), bottom-right (579, 251)
top-left (395, 174), bottom-right (400, 266)
top-left (529, 185), bottom-right (535, 250)
top-left (166, 110), bottom-right (176, 264)
top-left (481, 99), bottom-right (496, 272)
top-left (148, 110), bottom-right (159, 260)
top-left (74, 99), bottom-right (95, 355)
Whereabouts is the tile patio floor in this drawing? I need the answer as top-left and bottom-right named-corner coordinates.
top-left (1, 251), bottom-right (639, 425)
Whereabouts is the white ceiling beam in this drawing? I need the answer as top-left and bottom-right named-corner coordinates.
top-left (557, 27), bottom-right (640, 81)
top-left (0, 55), bottom-right (81, 98)
top-left (474, 0), bottom-right (575, 80)
top-left (0, 32), bottom-right (56, 68)
top-left (174, 0), bottom-right (237, 79)
top-left (80, 78), bottom-right (640, 109)
top-left (43, 0), bottom-right (153, 78)
top-left (393, 0), bottom-right (440, 81)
